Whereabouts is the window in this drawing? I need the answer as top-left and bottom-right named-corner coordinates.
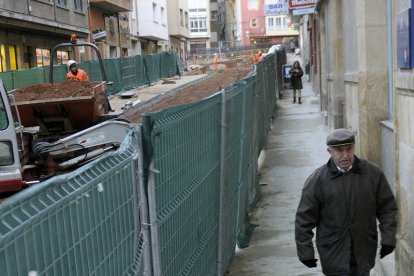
top-left (0, 141), bottom-right (13, 166)
top-left (8, 45), bottom-right (17, 71)
top-left (190, 17), bottom-right (207, 33)
top-left (0, 96), bottom-right (9, 131)
top-left (56, 50), bottom-right (69, 65)
top-left (0, 44), bottom-right (6, 72)
top-left (251, 18), bottom-right (257, 27)
top-left (180, 9), bottom-right (184, 26)
top-left (248, 0), bottom-right (258, 9)
top-left (23, 46), bottom-right (31, 69)
top-left (211, 11), bottom-right (218, 20)
top-left (185, 12), bottom-right (188, 28)
top-left (35, 48), bottom-right (51, 67)
top-left (161, 7), bottom-right (165, 25)
top-left (153, 3), bottom-right (158, 22)
top-left (55, 0), bottom-right (67, 5)
top-left (211, 0), bottom-right (217, 2)
top-left (268, 17), bottom-right (274, 30)
top-left (74, 0), bottom-right (83, 11)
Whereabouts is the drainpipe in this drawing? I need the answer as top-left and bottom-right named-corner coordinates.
top-left (387, 0), bottom-right (393, 119)
top-left (27, 0), bottom-right (31, 14)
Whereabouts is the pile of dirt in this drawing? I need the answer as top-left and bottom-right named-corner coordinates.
top-left (13, 81), bottom-right (96, 101)
top-left (125, 60), bottom-right (253, 123)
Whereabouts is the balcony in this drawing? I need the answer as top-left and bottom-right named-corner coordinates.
top-left (89, 0), bottom-right (132, 13)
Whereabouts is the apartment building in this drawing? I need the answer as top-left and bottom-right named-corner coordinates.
top-left (188, 0), bottom-right (210, 54)
top-left (210, 0), bottom-right (220, 47)
top-left (89, 0), bottom-right (134, 58)
top-left (137, 0), bottom-right (169, 53)
top-left (264, 0), bottom-right (298, 45)
top-left (217, 0), bottom-right (238, 46)
top-left (0, 0), bottom-right (89, 71)
top-left (240, 0), bottom-right (266, 47)
top-left (167, 0), bottom-right (190, 62)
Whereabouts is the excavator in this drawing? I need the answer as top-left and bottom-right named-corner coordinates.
top-left (0, 37), bottom-right (132, 193)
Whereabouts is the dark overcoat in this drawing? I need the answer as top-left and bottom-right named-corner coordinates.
top-left (295, 157), bottom-right (397, 275)
top-left (290, 67), bottom-right (303, 89)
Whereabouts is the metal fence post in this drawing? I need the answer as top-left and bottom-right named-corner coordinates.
top-left (148, 161), bottom-right (161, 276)
top-left (135, 127), bottom-right (153, 276)
top-left (217, 88), bottom-right (226, 276)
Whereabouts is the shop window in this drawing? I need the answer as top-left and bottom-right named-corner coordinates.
top-left (8, 45), bottom-right (17, 71)
top-left (36, 48), bottom-right (51, 67)
top-left (23, 47), bottom-right (31, 69)
top-left (56, 50), bottom-right (69, 65)
top-left (0, 45), bottom-right (6, 72)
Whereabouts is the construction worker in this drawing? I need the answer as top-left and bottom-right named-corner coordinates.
top-left (213, 53), bottom-right (219, 70)
top-left (66, 60), bottom-right (89, 81)
top-left (255, 51), bottom-right (264, 63)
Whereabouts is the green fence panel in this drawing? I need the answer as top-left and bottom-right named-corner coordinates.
top-left (135, 55), bottom-right (146, 87)
top-left (143, 54), bottom-right (161, 84)
top-left (0, 72), bottom-right (13, 91)
top-left (121, 56), bottom-right (138, 90)
top-left (11, 67), bottom-right (45, 89)
top-left (160, 52), bottom-right (178, 78)
top-left (0, 130), bottom-right (146, 276)
top-left (50, 64), bottom-right (69, 83)
top-left (103, 58), bottom-right (123, 95)
top-left (0, 53), bottom-right (179, 94)
top-left (143, 94), bottom-right (222, 276)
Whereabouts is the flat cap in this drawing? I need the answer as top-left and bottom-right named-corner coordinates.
top-left (326, 128), bottom-right (355, 146)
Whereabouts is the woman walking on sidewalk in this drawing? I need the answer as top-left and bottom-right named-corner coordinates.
top-left (290, 60), bottom-right (304, 104)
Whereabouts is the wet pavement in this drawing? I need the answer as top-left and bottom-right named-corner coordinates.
top-left (226, 75), bottom-right (328, 276)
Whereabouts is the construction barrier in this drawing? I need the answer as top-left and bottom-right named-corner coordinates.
top-left (0, 52), bottom-right (180, 95)
top-left (0, 128), bottom-right (150, 276)
top-left (0, 47), bottom-right (286, 276)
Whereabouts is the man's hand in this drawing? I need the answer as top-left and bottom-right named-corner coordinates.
top-left (300, 258), bottom-right (318, 268)
top-left (380, 245), bottom-right (395, 259)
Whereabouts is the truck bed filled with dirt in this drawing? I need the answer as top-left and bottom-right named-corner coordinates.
top-left (13, 81), bottom-right (98, 101)
top-left (11, 81), bottom-right (107, 132)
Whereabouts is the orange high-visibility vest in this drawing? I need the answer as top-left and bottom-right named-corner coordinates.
top-left (66, 69), bottom-right (89, 82)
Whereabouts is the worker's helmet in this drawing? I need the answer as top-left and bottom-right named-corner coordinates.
top-left (258, 51), bottom-right (262, 54)
top-left (67, 60), bottom-right (77, 69)
top-left (214, 53), bottom-right (218, 56)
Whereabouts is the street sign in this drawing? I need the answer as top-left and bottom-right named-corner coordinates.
top-left (92, 31), bottom-right (107, 40)
top-left (288, 0), bottom-right (317, 9)
top-left (264, 0), bottom-right (289, 16)
top-left (292, 6), bottom-right (316, 16)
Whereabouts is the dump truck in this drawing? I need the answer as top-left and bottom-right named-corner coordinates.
top-left (0, 39), bottom-right (131, 193)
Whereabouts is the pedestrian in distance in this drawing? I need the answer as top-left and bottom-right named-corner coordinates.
top-left (66, 60), bottom-right (89, 82)
top-left (289, 60), bottom-right (303, 104)
top-left (295, 128), bottom-right (398, 276)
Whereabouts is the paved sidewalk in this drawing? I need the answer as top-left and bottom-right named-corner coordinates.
top-left (227, 80), bottom-right (329, 275)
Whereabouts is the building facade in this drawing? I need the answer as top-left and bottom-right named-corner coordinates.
top-left (89, 0), bottom-right (134, 59)
top-left (240, 0), bottom-right (267, 47)
top-left (264, 0), bottom-right (299, 46)
top-left (188, 0), bottom-right (210, 54)
top-left (217, 0), bottom-right (238, 45)
top-left (167, 0), bottom-right (190, 62)
top-left (136, 0), bottom-right (169, 53)
top-left (310, 0), bottom-right (414, 274)
top-left (0, 0), bottom-right (89, 70)
top-left (210, 0), bottom-right (220, 47)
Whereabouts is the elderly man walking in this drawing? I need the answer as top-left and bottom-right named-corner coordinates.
top-left (295, 128), bottom-right (398, 276)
